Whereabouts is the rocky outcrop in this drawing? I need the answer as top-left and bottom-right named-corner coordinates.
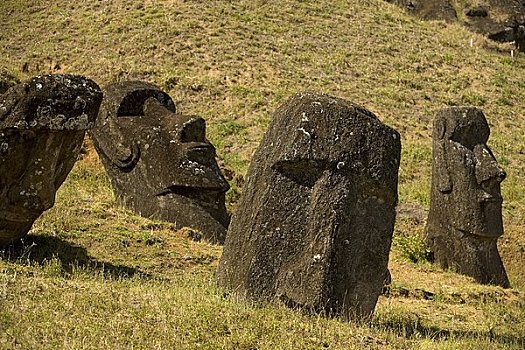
top-left (387, 0), bottom-right (525, 51)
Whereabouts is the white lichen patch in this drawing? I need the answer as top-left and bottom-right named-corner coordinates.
top-left (181, 160), bottom-right (206, 176)
top-left (194, 167), bottom-right (205, 175)
top-left (297, 127), bottom-right (311, 139)
top-left (301, 112), bottom-right (308, 122)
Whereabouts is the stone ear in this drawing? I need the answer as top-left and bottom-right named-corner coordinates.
top-left (91, 132), bottom-right (140, 170)
top-left (435, 141), bottom-right (452, 193)
top-left (110, 142), bottom-right (140, 170)
top-left (434, 119), bottom-right (452, 193)
top-left (89, 99), bottom-right (141, 171)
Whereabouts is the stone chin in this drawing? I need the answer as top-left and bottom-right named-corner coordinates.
top-left (130, 190), bottom-right (229, 244)
top-left (478, 198), bottom-right (504, 238)
top-left (155, 186), bottom-right (230, 226)
top-left (447, 190), bottom-right (504, 239)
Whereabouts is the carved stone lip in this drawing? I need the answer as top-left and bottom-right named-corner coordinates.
top-left (184, 142), bottom-right (215, 161)
top-left (480, 194), bottom-right (503, 204)
top-left (156, 184), bottom-right (225, 197)
top-left (184, 142), bottom-right (213, 152)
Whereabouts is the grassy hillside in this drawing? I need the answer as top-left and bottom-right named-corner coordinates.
top-left (1, 0), bottom-right (525, 348)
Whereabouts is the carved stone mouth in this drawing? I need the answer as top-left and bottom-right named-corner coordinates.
top-left (156, 185), bottom-right (223, 200)
top-left (480, 191), bottom-right (503, 204)
top-left (188, 144), bottom-right (211, 151)
top-left (187, 145), bottom-right (211, 153)
top-left (481, 196), bottom-right (502, 204)
top-left (185, 142), bottom-right (214, 159)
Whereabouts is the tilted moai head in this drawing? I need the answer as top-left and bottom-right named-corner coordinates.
top-left (217, 92), bottom-right (401, 320)
top-left (426, 106), bottom-right (509, 287)
top-left (89, 81), bottom-right (230, 244)
top-left (0, 74), bottom-right (102, 246)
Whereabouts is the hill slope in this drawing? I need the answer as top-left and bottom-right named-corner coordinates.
top-left (1, 0), bottom-right (524, 349)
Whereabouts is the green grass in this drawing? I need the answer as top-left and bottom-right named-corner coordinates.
top-left (1, 0), bottom-right (525, 348)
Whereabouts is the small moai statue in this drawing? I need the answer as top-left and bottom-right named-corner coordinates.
top-left (217, 91), bottom-right (401, 320)
top-left (0, 74), bottom-right (102, 246)
top-left (89, 81), bottom-right (230, 244)
top-left (426, 106), bottom-right (509, 287)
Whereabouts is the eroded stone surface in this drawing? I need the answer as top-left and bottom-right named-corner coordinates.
top-left (89, 81), bottom-right (230, 244)
top-left (217, 91), bottom-right (401, 320)
top-left (0, 74), bottom-right (102, 246)
top-left (426, 107), bottom-right (509, 287)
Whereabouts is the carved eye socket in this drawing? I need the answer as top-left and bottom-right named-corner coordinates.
top-left (117, 91), bottom-right (175, 117)
top-left (450, 125), bottom-right (488, 150)
top-left (272, 159), bottom-right (330, 188)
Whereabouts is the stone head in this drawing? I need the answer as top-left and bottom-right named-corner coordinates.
top-left (0, 74), bottom-right (102, 246)
top-left (218, 91), bottom-right (400, 319)
top-left (431, 107), bottom-right (506, 237)
top-left (89, 81), bottom-right (230, 243)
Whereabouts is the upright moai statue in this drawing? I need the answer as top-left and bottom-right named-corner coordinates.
top-left (426, 107), bottom-right (509, 287)
top-left (0, 74), bottom-right (102, 246)
top-left (217, 91), bottom-right (401, 320)
top-left (89, 81), bottom-right (230, 244)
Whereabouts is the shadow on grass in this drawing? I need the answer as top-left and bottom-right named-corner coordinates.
top-left (375, 317), bottom-right (525, 346)
top-left (0, 233), bottom-right (151, 280)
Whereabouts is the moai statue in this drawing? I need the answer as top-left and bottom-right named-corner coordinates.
top-left (0, 74), bottom-right (102, 246)
top-left (426, 107), bottom-right (509, 287)
top-left (217, 92), bottom-right (401, 320)
top-left (89, 81), bottom-right (230, 244)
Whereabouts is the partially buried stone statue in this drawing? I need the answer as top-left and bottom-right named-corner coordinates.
top-left (0, 74), bottom-right (102, 246)
top-left (217, 92), bottom-right (401, 320)
top-left (426, 107), bottom-right (509, 287)
top-left (89, 81), bottom-right (230, 244)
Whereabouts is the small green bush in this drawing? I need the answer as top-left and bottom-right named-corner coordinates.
top-left (393, 232), bottom-right (432, 264)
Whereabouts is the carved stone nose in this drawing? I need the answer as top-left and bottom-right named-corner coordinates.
top-left (180, 116), bottom-right (206, 143)
top-left (474, 144), bottom-right (506, 185)
top-left (480, 160), bottom-right (506, 184)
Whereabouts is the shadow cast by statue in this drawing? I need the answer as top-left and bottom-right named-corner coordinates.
top-left (0, 233), bottom-right (150, 280)
top-left (376, 315), bottom-right (525, 346)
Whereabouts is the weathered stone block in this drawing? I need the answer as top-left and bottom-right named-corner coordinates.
top-left (0, 74), bottom-right (102, 246)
